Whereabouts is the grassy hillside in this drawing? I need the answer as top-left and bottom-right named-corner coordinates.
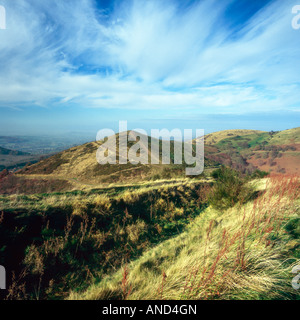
top-left (0, 127), bottom-right (297, 196)
top-left (0, 162), bottom-right (299, 300)
top-left (202, 127), bottom-right (300, 175)
top-left (269, 127), bottom-right (300, 145)
top-left (69, 175), bottom-right (300, 300)
top-left (0, 127), bottom-right (296, 195)
top-left (0, 128), bottom-right (299, 300)
top-left (13, 132), bottom-right (216, 192)
top-left (203, 129), bottom-right (265, 145)
top-left (0, 179), bottom-right (211, 299)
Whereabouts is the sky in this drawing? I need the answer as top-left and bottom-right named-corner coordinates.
top-left (0, 0), bottom-right (299, 138)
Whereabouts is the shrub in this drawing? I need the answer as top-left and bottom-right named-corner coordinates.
top-left (154, 198), bottom-right (168, 213)
top-left (152, 174), bottom-right (161, 181)
top-left (250, 170), bottom-right (269, 179)
top-left (258, 160), bottom-right (266, 166)
top-left (209, 166), bottom-right (254, 210)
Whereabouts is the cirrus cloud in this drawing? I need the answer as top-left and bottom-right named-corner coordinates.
top-left (0, 0), bottom-right (299, 122)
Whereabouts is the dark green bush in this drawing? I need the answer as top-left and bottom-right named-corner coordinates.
top-left (209, 166), bottom-right (254, 210)
top-left (250, 170), bottom-right (269, 179)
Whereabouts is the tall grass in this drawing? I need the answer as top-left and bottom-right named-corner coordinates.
top-left (1, 180), bottom-right (210, 300)
top-left (70, 175), bottom-right (299, 300)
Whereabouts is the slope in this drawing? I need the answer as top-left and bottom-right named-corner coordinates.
top-left (203, 127), bottom-right (300, 174)
top-left (203, 129), bottom-right (265, 145)
top-left (16, 132), bottom-right (215, 189)
top-left (69, 175), bottom-right (300, 300)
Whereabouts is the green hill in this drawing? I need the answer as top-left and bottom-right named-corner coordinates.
top-left (201, 127), bottom-right (300, 175)
top-left (202, 129), bottom-right (265, 145)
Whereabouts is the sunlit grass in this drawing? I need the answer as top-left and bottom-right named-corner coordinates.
top-left (69, 175), bottom-right (299, 300)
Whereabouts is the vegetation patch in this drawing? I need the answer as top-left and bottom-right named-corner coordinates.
top-left (0, 181), bottom-right (210, 300)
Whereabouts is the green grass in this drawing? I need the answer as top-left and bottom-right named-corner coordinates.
top-left (247, 132), bottom-right (272, 148)
top-left (216, 132), bottom-right (271, 151)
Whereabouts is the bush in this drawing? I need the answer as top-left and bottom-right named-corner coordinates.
top-left (209, 166), bottom-right (254, 210)
top-left (250, 170), bottom-right (269, 179)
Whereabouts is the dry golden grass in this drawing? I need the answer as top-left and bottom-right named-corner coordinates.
top-left (69, 175), bottom-right (300, 300)
top-left (270, 127), bottom-right (300, 145)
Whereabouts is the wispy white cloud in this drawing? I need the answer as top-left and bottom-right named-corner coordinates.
top-left (0, 0), bottom-right (299, 117)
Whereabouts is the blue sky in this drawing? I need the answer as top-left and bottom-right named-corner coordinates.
top-left (0, 0), bottom-right (299, 137)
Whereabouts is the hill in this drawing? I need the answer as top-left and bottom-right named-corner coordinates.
top-left (203, 129), bottom-right (265, 145)
top-left (8, 128), bottom-right (300, 192)
top-left (15, 132), bottom-right (216, 192)
top-left (5, 126), bottom-right (299, 195)
top-left (0, 146), bottom-right (29, 156)
top-left (0, 131), bottom-right (299, 300)
top-left (202, 127), bottom-right (300, 175)
top-left (268, 127), bottom-right (300, 145)
top-left (0, 146), bottom-right (44, 172)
